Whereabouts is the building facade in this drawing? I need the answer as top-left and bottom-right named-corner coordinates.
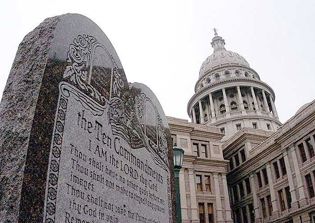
top-left (168, 116), bottom-right (232, 223)
top-left (224, 100), bottom-right (315, 223)
top-left (169, 31), bottom-right (315, 223)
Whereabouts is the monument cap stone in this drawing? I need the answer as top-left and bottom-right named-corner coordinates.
top-left (0, 13), bottom-right (175, 223)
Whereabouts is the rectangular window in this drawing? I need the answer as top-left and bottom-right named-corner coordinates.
top-left (242, 206), bottom-right (248, 223)
top-left (252, 122), bottom-right (257, 129)
top-left (205, 175), bottom-right (211, 192)
top-left (239, 182), bottom-right (245, 198)
top-left (306, 138), bottom-right (315, 158)
top-left (273, 161), bottom-right (280, 179)
top-left (279, 157), bottom-right (287, 176)
top-left (248, 203), bottom-right (255, 222)
top-left (260, 198), bottom-right (267, 218)
top-left (230, 158), bottom-right (234, 170)
top-left (207, 203), bottom-right (214, 223)
top-left (198, 203), bottom-right (205, 223)
top-left (278, 189), bottom-right (286, 211)
top-left (196, 175), bottom-right (202, 192)
top-left (262, 168), bottom-right (269, 185)
top-left (257, 172), bottom-right (263, 188)
top-left (285, 186), bottom-right (292, 209)
top-left (233, 185), bottom-right (239, 202)
top-left (305, 174), bottom-right (315, 198)
top-left (266, 195), bottom-right (273, 216)
top-left (201, 144), bottom-right (208, 158)
top-left (240, 149), bottom-right (246, 162)
top-left (193, 143), bottom-right (200, 157)
top-left (236, 123), bottom-right (242, 130)
top-left (245, 178), bottom-right (251, 194)
top-left (298, 143), bottom-right (307, 162)
top-left (235, 154), bottom-right (240, 166)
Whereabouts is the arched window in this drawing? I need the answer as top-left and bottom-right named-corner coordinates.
top-left (243, 100), bottom-right (249, 110)
top-left (206, 77), bottom-right (211, 83)
top-left (219, 104), bottom-right (226, 114)
top-left (230, 101), bottom-right (237, 110)
top-left (235, 70), bottom-right (240, 76)
top-left (245, 72), bottom-right (249, 77)
top-left (225, 70), bottom-right (231, 77)
top-left (215, 73), bottom-right (220, 80)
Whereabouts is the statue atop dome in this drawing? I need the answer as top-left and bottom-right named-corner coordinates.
top-left (214, 28), bottom-right (218, 36)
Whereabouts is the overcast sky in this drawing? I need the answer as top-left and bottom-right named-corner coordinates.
top-left (1, 0), bottom-right (315, 123)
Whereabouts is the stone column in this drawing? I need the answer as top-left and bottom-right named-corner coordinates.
top-left (205, 102), bottom-right (210, 123)
top-left (198, 100), bottom-right (204, 124)
top-left (303, 141), bottom-right (311, 160)
top-left (188, 169), bottom-right (199, 222)
top-left (192, 107), bottom-right (197, 123)
top-left (283, 150), bottom-right (298, 209)
top-left (213, 173), bottom-right (224, 222)
top-left (250, 174), bottom-right (262, 223)
top-left (289, 145), bottom-right (307, 206)
top-left (237, 86), bottom-right (245, 114)
top-left (250, 86), bottom-right (259, 112)
top-left (209, 93), bottom-right (216, 121)
top-left (222, 174), bottom-right (233, 222)
top-left (270, 96), bottom-right (279, 118)
top-left (222, 88), bottom-right (230, 117)
top-left (179, 169), bottom-right (189, 221)
top-left (262, 90), bottom-right (270, 113)
top-left (266, 163), bottom-right (278, 217)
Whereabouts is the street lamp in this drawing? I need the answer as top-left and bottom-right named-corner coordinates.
top-left (173, 145), bottom-right (184, 223)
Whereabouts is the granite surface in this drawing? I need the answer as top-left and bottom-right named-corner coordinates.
top-left (0, 14), bottom-right (175, 223)
top-left (0, 16), bottom-right (59, 223)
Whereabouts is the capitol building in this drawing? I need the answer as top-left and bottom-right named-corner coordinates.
top-left (168, 31), bottom-right (315, 223)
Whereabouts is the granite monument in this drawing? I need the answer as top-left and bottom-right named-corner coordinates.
top-left (0, 14), bottom-right (175, 223)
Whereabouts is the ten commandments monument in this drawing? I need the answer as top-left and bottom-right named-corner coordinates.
top-left (0, 14), bottom-right (175, 223)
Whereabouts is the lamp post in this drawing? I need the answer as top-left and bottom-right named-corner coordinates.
top-left (173, 145), bottom-right (184, 223)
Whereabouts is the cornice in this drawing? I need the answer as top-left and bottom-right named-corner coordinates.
top-left (167, 116), bottom-right (224, 140)
top-left (223, 130), bottom-right (271, 157)
top-left (223, 128), bottom-right (272, 150)
top-left (273, 100), bottom-right (315, 145)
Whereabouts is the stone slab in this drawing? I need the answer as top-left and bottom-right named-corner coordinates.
top-left (0, 13), bottom-right (175, 223)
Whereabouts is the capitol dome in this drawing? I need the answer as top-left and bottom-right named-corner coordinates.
top-left (188, 29), bottom-right (281, 139)
top-left (199, 32), bottom-right (250, 78)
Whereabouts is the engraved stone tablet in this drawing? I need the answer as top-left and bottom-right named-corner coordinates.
top-left (0, 14), bottom-right (174, 223)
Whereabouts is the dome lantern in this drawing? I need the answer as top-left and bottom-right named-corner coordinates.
top-left (211, 28), bottom-right (226, 52)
